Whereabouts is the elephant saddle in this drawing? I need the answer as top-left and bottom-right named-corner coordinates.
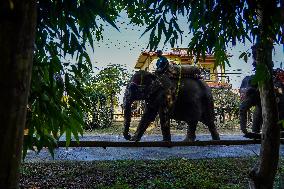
top-left (274, 68), bottom-right (284, 88)
top-left (166, 63), bottom-right (202, 79)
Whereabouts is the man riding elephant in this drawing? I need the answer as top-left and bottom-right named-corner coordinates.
top-left (155, 50), bottom-right (169, 73)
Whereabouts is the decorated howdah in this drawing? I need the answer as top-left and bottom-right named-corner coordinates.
top-left (135, 48), bottom-right (231, 89)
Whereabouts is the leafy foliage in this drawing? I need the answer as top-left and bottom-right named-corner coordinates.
top-left (124, 0), bottom-right (283, 67)
top-left (87, 94), bottom-right (112, 130)
top-left (24, 0), bottom-right (123, 157)
top-left (94, 64), bottom-right (130, 99)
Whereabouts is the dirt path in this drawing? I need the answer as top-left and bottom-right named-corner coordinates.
top-left (24, 134), bottom-right (284, 162)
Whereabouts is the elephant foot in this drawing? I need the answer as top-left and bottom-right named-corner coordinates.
top-left (130, 135), bottom-right (141, 142)
top-left (162, 138), bottom-right (171, 142)
top-left (183, 136), bottom-right (196, 142)
top-left (241, 129), bottom-right (248, 135)
top-left (244, 132), bottom-right (261, 139)
top-left (123, 132), bottom-right (131, 141)
top-left (251, 129), bottom-right (261, 134)
top-left (162, 136), bottom-right (171, 142)
top-left (212, 134), bottom-right (220, 140)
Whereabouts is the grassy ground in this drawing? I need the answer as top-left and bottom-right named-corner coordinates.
top-left (21, 120), bottom-right (267, 188)
top-left (86, 119), bottom-right (243, 136)
top-left (20, 157), bottom-right (284, 189)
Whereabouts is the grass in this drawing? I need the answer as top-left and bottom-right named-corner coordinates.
top-left (85, 119), bottom-right (243, 136)
top-left (20, 157), bottom-right (284, 189)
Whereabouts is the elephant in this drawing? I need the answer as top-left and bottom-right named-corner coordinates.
top-left (239, 75), bottom-right (261, 134)
top-left (239, 69), bottom-right (284, 136)
top-left (122, 66), bottom-right (220, 142)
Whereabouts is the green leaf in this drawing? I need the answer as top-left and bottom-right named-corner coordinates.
top-left (239, 52), bottom-right (246, 59)
top-left (244, 54), bottom-right (248, 63)
top-left (252, 64), bottom-right (270, 85)
top-left (140, 15), bottom-right (161, 38)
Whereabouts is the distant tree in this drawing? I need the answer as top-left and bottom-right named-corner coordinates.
top-left (212, 88), bottom-right (240, 124)
top-left (93, 64), bottom-right (130, 120)
top-left (85, 64), bottom-right (130, 129)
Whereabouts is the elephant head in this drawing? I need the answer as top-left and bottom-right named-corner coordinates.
top-left (122, 70), bottom-right (165, 140)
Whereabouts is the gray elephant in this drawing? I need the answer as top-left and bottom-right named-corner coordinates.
top-left (122, 67), bottom-right (220, 142)
top-left (239, 75), bottom-right (261, 134)
top-left (239, 69), bottom-right (284, 136)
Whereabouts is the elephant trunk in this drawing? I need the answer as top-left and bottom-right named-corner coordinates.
top-left (123, 87), bottom-right (133, 140)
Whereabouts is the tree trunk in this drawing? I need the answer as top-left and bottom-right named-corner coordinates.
top-left (249, 1), bottom-right (280, 188)
top-left (281, 0), bottom-right (284, 45)
top-left (0, 1), bottom-right (37, 188)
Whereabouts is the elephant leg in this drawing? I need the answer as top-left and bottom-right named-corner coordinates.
top-left (123, 102), bottom-right (132, 140)
top-left (239, 98), bottom-right (255, 134)
top-left (159, 110), bottom-right (171, 142)
top-left (204, 120), bottom-right (220, 140)
top-left (184, 121), bottom-right (198, 142)
top-left (131, 106), bottom-right (158, 141)
top-left (252, 105), bottom-right (263, 133)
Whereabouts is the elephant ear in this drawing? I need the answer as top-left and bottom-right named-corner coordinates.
top-left (140, 72), bottom-right (156, 86)
top-left (131, 72), bottom-right (143, 85)
top-left (149, 73), bottom-right (158, 82)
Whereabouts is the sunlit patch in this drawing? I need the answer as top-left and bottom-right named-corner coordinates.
top-left (24, 129), bottom-right (29, 136)
top-left (9, 0), bottom-right (14, 10)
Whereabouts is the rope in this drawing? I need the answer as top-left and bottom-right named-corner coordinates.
top-left (175, 63), bottom-right (182, 98)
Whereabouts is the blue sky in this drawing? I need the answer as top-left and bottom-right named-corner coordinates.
top-left (87, 14), bottom-right (284, 95)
